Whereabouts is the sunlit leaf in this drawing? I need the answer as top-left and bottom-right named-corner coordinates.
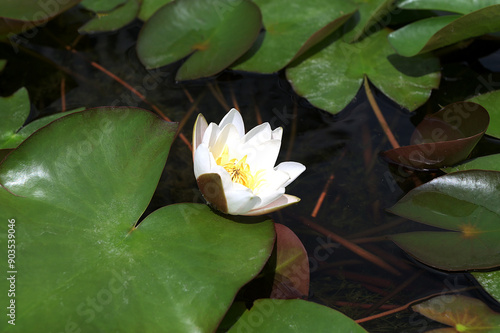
top-left (227, 299), bottom-right (368, 332)
top-left (0, 108), bottom-right (275, 332)
top-left (271, 223), bottom-right (309, 299)
top-left (79, 0), bottom-right (140, 33)
top-left (397, 0), bottom-right (500, 14)
top-left (344, 0), bottom-right (396, 42)
top-left (137, 0), bottom-right (173, 21)
top-left (81, 0), bottom-right (127, 12)
top-left (0, 87), bottom-right (29, 149)
top-left (382, 102), bottom-right (489, 169)
top-left (232, 0), bottom-right (356, 73)
top-left (468, 89), bottom-right (500, 139)
top-left (0, 0), bottom-right (80, 37)
top-left (137, 0), bottom-right (261, 80)
top-left (0, 87), bottom-right (85, 149)
top-left (473, 270), bottom-right (500, 304)
top-left (413, 295), bottom-right (500, 332)
top-left (389, 170), bottom-right (500, 270)
top-left (388, 5), bottom-right (500, 56)
top-left (444, 154), bottom-right (500, 173)
top-left (286, 28), bottom-right (440, 114)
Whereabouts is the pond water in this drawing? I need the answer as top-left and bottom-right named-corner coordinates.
top-left (2, 6), bottom-right (500, 333)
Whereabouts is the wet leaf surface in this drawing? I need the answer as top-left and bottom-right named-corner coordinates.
top-left (389, 170), bottom-right (500, 270)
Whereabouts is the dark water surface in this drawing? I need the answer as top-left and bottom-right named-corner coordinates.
top-left (2, 7), bottom-right (500, 333)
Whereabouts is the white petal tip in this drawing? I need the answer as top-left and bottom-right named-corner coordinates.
top-left (243, 194), bottom-right (301, 216)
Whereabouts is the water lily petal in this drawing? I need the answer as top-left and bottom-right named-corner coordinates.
top-left (243, 194), bottom-right (301, 216)
top-left (202, 122), bottom-right (220, 147)
top-left (224, 187), bottom-right (261, 215)
top-left (243, 122), bottom-right (272, 146)
top-left (275, 162), bottom-right (306, 187)
top-left (271, 127), bottom-right (283, 141)
top-left (219, 108), bottom-right (245, 138)
top-left (211, 123), bottom-right (241, 159)
top-left (193, 144), bottom-right (213, 178)
top-left (245, 139), bottom-right (281, 171)
top-left (193, 113), bottom-right (208, 153)
top-left (256, 186), bottom-right (285, 208)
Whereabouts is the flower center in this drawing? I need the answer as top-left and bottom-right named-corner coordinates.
top-left (215, 146), bottom-right (263, 191)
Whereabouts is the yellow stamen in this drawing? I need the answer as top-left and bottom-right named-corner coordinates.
top-left (215, 145), bottom-right (264, 191)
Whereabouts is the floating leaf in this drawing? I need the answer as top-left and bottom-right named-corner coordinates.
top-left (79, 0), bottom-right (140, 33)
top-left (271, 223), bottom-right (309, 299)
top-left (286, 28), bottom-right (440, 114)
top-left (413, 295), bottom-right (500, 333)
top-left (473, 270), bottom-right (500, 304)
top-left (137, 0), bottom-right (173, 21)
top-left (81, 0), bottom-right (127, 12)
top-left (137, 0), bottom-right (261, 80)
top-left (0, 0), bottom-right (80, 37)
top-left (468, 89), bottom-right (500, 139)
top-left (227, 299), bottom-right (368, 332)
top-left (232, 0), bottom-right (356, 73)
top-left (0, 59), bottom-right (6, 71)
top-left (389, 170), bottom-right (500, 270)
top-left (0, 87), bottom-right (85, 149)
top-left (0, 87), bottom-right (29, 148)
top-left (382, 102), bottom-right (489, 169)
top-left (344, 0), bottom-right (396, 42)
top-left (398, 0), bottom-right (500, 14)
top-left (0, 108), bottom-right (275, 332)
top-left (388, 4), bottom-right (500, 57)
top-left (444, 154), bottom-right (500, 173)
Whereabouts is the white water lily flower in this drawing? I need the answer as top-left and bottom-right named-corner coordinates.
top-left (192, 108), bottom-right (306, 216)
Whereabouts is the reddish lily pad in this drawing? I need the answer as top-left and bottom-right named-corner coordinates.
top-left (382, 102), bottom-right (489, 170)
top-left (389, 170), bottom-right (500, 270)
top-left (413, 295), bottom-right (500, 332)
top-left (137, 0), bottom-right (261, 80)
top-left (271, 223), bottom-right (309, 299)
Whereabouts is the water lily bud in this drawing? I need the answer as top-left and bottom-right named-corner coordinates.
top-left (192, 108), bottom-right (305, 216)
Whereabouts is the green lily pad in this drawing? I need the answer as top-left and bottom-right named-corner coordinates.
top-left (0, 0), bottom-right (80, 37)
top-left (468, 89), bottom-right (500, 139)
top-left (344, 0), bottom-right (396, 42)
top-left (388, 5), bottom-right (500, 57)
top-left (232, 0), bottom-right (356, 73)
top-left (137, 0), bottom-right (262, 80)
top-left (79, 0), bottom-right (140, 34)
top-left (286, 28), bottom-right (440, 114)
top-left (0, 87), bottom-right (29, 148)
top-left (81, 0), bottom-right (127, 12)
top-left (138, 0), bottom-right (174, 21)
top-left (413, 295), bottom-right (500, 332)
top-left (381, 102), bottom-right (489, 169)
top-left (444, 154), bottom-right (500, 173)
top-left (228, 299), bottom-right (368, 332)
top-left (397, 0), bottom-right (500, 14)
top-left (0, 87), bottom-right (84, 149)
top-left (389, 170), bottom-right (500, 270)
top-left (0, 59), bottom-right (6, 71)
top-left (0, 107), bottom-right (275, 332)
top-left (473, 270), bottom-right (500, 304)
